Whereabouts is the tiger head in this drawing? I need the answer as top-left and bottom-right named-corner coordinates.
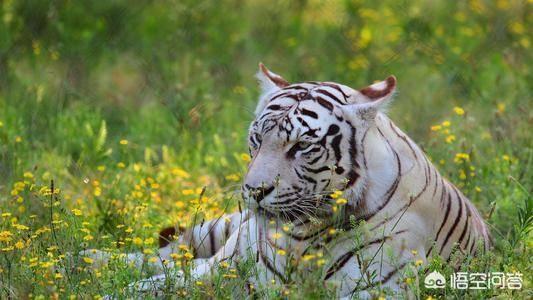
top-left (243, 63), bottom-right (397, 221)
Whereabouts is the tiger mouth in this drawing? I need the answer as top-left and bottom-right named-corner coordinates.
top-left (257, 206), bottom-right (302, 222)
top-left (256, 206), bottom-right (276, 218)
top-left (256, 195), bottom-right (334, 222)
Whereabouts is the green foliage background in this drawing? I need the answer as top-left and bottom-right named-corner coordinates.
top-left (0, 0), bottom-right (530, 299)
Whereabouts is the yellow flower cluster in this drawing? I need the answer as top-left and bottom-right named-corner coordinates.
top-left (454, 153), bottom-right (470, 163)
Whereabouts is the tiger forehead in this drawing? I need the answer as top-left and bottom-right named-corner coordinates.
top-left (263, 82), bottom-right (354, 116)
top-left (251, 81), bottom-right (353, 135)
top-left (254, 100), bottom-right (344, 138)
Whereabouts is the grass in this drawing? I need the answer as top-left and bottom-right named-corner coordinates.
top-left (0, 0), bottom-right (531, 299)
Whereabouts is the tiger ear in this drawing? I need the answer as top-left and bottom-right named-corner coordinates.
top-left (348, 75), bottom-right (397, 121)
top-left (255, 63), bottom-right (289, 115)
top-left (257, 63), bottom-right (290, 91)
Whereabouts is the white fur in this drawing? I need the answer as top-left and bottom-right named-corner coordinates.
top-left (87, 67), bottom-right (488, 299)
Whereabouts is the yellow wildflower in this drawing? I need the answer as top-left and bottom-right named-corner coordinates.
top-left (225, 174), bottom-right (240, 181)
top-left (520, 38), bottom-right (530, 48)
top-left (119, 139), bottom-right (128, 145)
top-left (241, 153), bottom-right (251, 162)
top-left (302, 254), bottom-right (316, 261)
top-left (171, 168), bottom-right (190, 178)
top-left (13, 224), bottom-right (29, 230)
top-left (0, 231), bottom-right (13, 242)
top-left (272, 233), bottom-right (283, 240)
top-left (15, 240), bottom-right (25, 249)
top-left (336, 198), bottom-right (348, 205)
top-left (497, 103), bottom-right (505, 113)
top-left (430, 125), bottom-right (441, 131)
top-left (330, 191), bottom-right (343, 199)
top-left (82, 257), bottom-right (94, 264)
top-left (71, 209), bottom-right (82, 216)
top-left (445, 135), bottom-right (456, 143)
top-left (453, 106), bottom-right (465, 116)
top-left (276, 249), bottom-right (286, 256)
top-left (182, 189), bottom-right (194, 196)
top-left (509, 22), bottom-right (524, 34)
top-left (454, 153), bottom-right (470, 163)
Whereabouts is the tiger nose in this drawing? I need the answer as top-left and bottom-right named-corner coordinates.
top-left (244, 184), bottom-right (275, 203)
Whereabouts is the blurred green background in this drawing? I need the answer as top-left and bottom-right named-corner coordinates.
top-left (0, 0), bottom-right (531, 298)
top-left (0, 0), bottom-right (530, 176)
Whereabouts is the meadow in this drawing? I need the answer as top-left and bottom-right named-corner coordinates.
top-left (0, 0), bottom-right (531, 299)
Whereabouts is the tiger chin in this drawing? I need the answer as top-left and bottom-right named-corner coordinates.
top-left (85, 64), bottom-right (491, 299)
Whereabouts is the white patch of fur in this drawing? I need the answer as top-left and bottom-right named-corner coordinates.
top-left (254, 68), bottom-right (284, 115)
top-left (368, 80), bottom-right (388, 91)
top-left (349, 78), bottom-right (397, 109)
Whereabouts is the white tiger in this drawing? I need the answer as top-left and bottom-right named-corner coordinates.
top-left (85, 64), bottom-right (490, 299)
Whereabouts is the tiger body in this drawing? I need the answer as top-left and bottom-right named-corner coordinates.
top-left (90, 64), bottom-right (490, 299)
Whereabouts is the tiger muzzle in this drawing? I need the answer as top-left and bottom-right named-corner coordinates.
top-left (244, 184), bottom-right (275, 203)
